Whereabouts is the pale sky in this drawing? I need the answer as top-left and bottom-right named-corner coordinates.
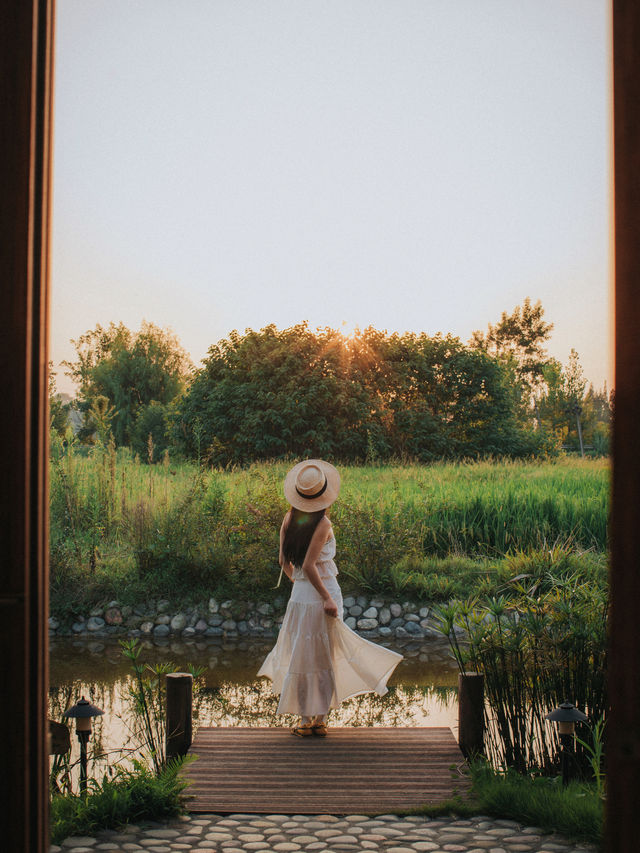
top-left (51, 0), bottom-right (612, 397)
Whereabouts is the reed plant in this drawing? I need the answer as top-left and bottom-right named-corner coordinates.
top-left (120, 639), bottom-right (205, 775)
top-left (436, 571), bottom-right (607, 776)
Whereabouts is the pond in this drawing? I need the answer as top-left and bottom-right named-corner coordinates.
top-left (49, 636), bottom-right (460, 787)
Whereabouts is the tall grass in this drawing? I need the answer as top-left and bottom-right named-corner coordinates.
top-left (436, 569), bottom-right (607, 776)
top-left (49, 440), bottom-right (609, 613)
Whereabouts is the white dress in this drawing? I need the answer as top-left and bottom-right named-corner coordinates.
top-left (257, 533), bottom-right (403, 717)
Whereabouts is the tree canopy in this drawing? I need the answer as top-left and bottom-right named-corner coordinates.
top-left (64, 321), bottom-right (192, 447)
top-left (173, 323), bottom-right (545, 464)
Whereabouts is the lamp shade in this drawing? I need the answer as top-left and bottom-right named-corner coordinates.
top-left (545, 702), bottom-right (588, 724)
top-left (64, 697), bottom-right (104, 719)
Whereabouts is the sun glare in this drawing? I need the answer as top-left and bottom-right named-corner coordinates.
top-left (340, 320), bottom-right (360, 340)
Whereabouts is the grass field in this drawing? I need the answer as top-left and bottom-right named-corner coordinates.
top-left (49, 448), bottom-right (609, 616)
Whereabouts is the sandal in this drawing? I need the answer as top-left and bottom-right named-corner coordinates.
top-left (291, 724), bottom-right (314, 737)
top-left (311, 723), bottom-right (328, 737)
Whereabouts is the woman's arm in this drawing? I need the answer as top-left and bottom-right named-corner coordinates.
top-left (301, 517), bottom-right (338, 617)
top-left (279, 511), bottom-right (294, 581)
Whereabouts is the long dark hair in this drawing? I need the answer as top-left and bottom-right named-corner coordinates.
top-left (282, 507), bottom-right (326, 568)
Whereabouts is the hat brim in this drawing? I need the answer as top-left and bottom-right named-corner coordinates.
top-left (284, 459), bottom-right (341, 511)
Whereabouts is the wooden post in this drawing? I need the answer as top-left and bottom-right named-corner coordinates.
top-left (458, 672), bottom-right (484, 758)
top-left (166, 672), bottom-right (193, 761)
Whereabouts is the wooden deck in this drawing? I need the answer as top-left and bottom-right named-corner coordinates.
top-left (184, 727), bottom-right (469, 813)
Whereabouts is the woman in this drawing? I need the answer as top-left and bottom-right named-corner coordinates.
top-left (258, 459), bottom-right (403, 736)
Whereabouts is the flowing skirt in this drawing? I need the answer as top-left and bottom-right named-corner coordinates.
top-left (257, 576), bottom-right (403, 717)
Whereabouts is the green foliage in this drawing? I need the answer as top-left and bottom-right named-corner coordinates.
top-left (173, 323), bottom-right (544, 465)
top-left (470, 297), bottom-right (554, 399)
top-left (49, 455), bottom-right (608, 616)
top-left (468, 763), bottom-right (603, 844)
top-left (120, 639), bottom-right (205, 775)
top-left (131, 401), bottom-right (171, 461)
top-left (435, 571), bottom-right (607, 775)
top-left (64, 321), bottom-right (192, 447)
top-left (49, 758), bottom-right (190, 845)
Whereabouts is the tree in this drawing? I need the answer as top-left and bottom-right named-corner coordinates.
top-left (173, 324), bottom-right (379, 465)
top-left (48, 364), bottom-right (69, 436)
top-left (470, 298), bottom-right (553, 407)
top-left (537, 349), bottom-right (594, 454)
top-left (64, 321), bottom-right (192, 447)
top-left (174, 324), bottom-right (545, 465)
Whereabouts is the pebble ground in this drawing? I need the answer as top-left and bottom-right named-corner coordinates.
top-left (50, 813), bottom-right (599, 853)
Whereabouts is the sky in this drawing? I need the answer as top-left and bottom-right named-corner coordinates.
top-left (51, 0), bottom-right (612, 397)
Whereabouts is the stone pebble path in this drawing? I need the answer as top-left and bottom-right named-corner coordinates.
top-left (51, 813), bottom-right (599, 853)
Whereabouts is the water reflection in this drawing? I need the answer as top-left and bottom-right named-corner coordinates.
top-left (50, 637), bottom-right (459, 786)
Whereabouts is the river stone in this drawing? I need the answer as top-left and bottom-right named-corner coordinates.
top-left (345, 617), bottom-right (357, 629)
top-left (390, 603), bottom-right (403, 617)
top-left (194, 619), bottom-right (208, 633)
top-left (155, 614), bottom-right (171, 625)
top-left (156, 599), bottom-right (171, 613)
top-left (404, 621), bottom-right (424, 636)
top-left (87, 616), bottom-right (105, 632)
top-left (357, 618), bottom-right (378, 630)
top-left (260, 617), bottom-right (273, 628)
top-left (349, 605), bottom-right (363, 617)
top-left (205, 626), bottom-right (223, 636)
top-left (49, 617), bottom-right (59, 631)
top-left (153, 624), bottom-right (170, 637)
top-left (237, 621), bottom-right (248, 634)
top-left (395, 626), bottom-right (410, 638)
top-left (378, 626), bottom-right (392, 637)
top-left (378, 607), bottom-right (391, 625)
top-left (257, 603), bottom-right (273, 616)
top-left (419, 606), bottom-right (430, 618)
top-left (222, 619), bottom-right (237, 631)
top-left (171, 613), bottom-right (188, 631)
top-left (363, 606), bottom-right (378, 619)
top-left (120, 605), bottom-right (133, 619)
top-left (220, 599), bottom-right (233, 612)
top-left (182, 627), bottom-right (196, 638)
top-left (140, 621), bottom-right (154, 634)
top-left (369, 598), bottom-right (385, 609)
top-left (343, 596), bottom-right (356, 608)
top-left (389, 617), bottom-right (404, 628)
top-left (208, 614), bottom-right (224, 626)
top-left (356, 595), bottom-right (368, 608)
top-left (405, 613), bottom-right (420, 622)
top-left (104, 607), bottom-right (122, 626)
top-left (208, 597), bottom-right (219, 613)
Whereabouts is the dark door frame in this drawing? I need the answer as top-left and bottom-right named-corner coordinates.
top-left (2, 1), bottom-right (639, 849)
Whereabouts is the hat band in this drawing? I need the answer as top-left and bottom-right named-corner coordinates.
top-left (295, 476), bottom-right (328, 501)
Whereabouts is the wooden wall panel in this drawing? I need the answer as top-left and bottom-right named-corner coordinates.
top-left (0, 1), bottom-right (54, 850)
top-left (608, 2), bottom-right (640, 849)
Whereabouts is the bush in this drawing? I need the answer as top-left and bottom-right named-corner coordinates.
top-left (49, 758), bottom-right (190, 845)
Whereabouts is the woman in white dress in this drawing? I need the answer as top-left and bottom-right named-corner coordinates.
top-left (258, 459), bottom-right (403, 737)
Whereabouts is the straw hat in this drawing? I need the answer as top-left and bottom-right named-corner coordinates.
top-left (284, 459), bottom-right (341, 511)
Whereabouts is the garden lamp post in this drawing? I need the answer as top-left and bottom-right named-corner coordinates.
top-left (64, 697), bottom-right (104, 792)
top-left (545, 702), bottom-right (588, 786)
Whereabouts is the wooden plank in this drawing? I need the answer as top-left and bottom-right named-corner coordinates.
top-left (185, 727), bottom-right (469, 813)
